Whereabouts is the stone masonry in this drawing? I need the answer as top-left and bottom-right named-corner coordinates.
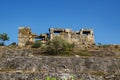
top-left (18, 27), bottom-right (94, 47)
top-left (18, 27), bottom-right (36, 47)
top-left (49, 28), bottom-right (94, 45)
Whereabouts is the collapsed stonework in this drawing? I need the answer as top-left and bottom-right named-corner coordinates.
top-left (18, 27), bottom-right (36, 47)
top-left (49, 28), bottom-right (94, 45)
top-left (18, 27), bottom-right (94, 47)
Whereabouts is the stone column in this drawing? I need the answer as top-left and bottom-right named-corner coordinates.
top-left (49, 28), bottom-right (54, 40)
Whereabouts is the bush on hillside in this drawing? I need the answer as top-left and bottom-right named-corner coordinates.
top-left (31, 40), bottom-right (42, 48)
top-left (46, 36), bottom-right (74, 55)
top-left (8, 42), bottom-right (17, 47)
top-left (0, 33), bottom-right (9, 46)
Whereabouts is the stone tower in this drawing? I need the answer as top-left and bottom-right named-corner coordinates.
top-left (18, 27), bottom-right (36, 47)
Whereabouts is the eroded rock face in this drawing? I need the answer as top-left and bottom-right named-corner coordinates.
top-left (0, 48), bottom-right (120, 80)
top-left (0, 73), bottom-right (119, 80)
top-left (0, 48), bottom-right (33, 57)
top-left (0, 56), bottom-right (119, 80)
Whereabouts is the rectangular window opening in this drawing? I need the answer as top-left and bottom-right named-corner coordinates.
top-left (82, 31), bottom-right (90, 35)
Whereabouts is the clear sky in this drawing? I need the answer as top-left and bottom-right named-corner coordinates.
top-left (0, 0), bottom-right (120, 45)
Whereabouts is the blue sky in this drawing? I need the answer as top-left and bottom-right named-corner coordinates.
top-left (0, 0), bottom-right (120, 45)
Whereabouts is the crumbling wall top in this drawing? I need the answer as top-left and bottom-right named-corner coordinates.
top-left (19, 27), bottom-right (30, 29)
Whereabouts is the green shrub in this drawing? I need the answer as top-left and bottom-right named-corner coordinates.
top-left (31, 40), bottom-right (42, 48)
top-left (46, 36), bottom-right (74, 55)
top-left (0, 33), bottom-right (9, 46)
top-left (45, 76), bottom-right (56, 80)
top-left (8, 42), bottom-right (17, 47)
top-left (91, 71), bottom-right (106, 76)
top-left (9, 42), bottom-right (17, 46)
top-left (79, 52), bottom-right (90, 56)
top-left (77, 50), bottom-right (91, 56)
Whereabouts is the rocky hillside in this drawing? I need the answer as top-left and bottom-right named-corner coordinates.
top-left (0, 46), bottom-right (120, 80)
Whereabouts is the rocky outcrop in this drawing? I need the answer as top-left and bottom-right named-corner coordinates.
top-left (0, 48), bottom-right (120, 80)
top-left (0, 56), bottom-right (119, 80)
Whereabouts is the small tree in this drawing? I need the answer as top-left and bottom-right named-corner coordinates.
top-left (46, 36), bottom-right (74, 55)
top-left (0, 33), bottom-right (9, 46)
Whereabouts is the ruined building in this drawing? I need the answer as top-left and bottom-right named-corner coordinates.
top-left (49, 28), bottom-right (94, 45)
top-left (18, 27), bottom-right (36, 47)
top-left (18, 27), bottom-right (94, 47)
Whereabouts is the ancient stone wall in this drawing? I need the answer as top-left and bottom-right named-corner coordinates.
top-left (49, 28), bottom-right (94, 45)
top-left (18, 27), bottom-right (36, 47)
top-left (18, 27), bottom-right (95, 47)
top-left (79, 29), bottom-right (94, 45)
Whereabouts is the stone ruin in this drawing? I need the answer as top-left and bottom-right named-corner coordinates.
top-left (18, 27), bottom-right (36, 47)
top-left (49, 28), bottom-right (94, 45)
top-left (18, 27), bottom-right (94, 47)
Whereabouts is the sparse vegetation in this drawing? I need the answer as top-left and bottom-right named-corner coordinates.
top-left (91, 71), bottom-right (106, 76)
top-left (0, 33), bottom-right (9, 46)
top-left (79, 51), bottom-right (90, 56)
top-left (46, 36), bottom-right (74, 55)
top-left (45, 76), bottom-right (56, 80)
top-left (35, 76), bottom-right (76, 80)
top-left (9, 42), bottom-right (17, 47)
top-left (45, 75), bottom-right (75, 80)
top-left (31, 40), bottom-right (42, 48)
top-left (75, 50), bottom-right (91, 56)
